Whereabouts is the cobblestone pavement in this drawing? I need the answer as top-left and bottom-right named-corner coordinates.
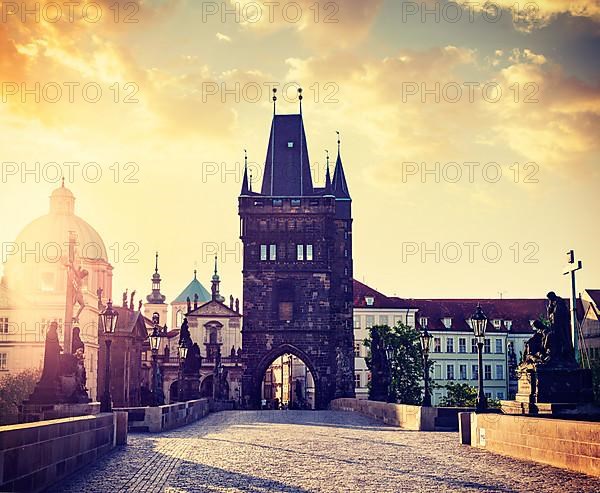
top-left (49, 411), bottom-right (600, 493)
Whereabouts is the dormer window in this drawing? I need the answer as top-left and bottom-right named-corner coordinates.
top-left (287, 141), bottom-right (294, 148)
top-left (505, 320), bottom-right (513, 331)
top-left (443, 317), bottom-right (452, 329)
top-left (493, 319), bottom-right (502, 330)
top-left (365, 296), bottom-right (374, 306)
top-left (419, 317), bottom-right (428, 328)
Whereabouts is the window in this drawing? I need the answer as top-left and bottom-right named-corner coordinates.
top-left (493, 319), bottom-right (501, 330)
top-left (472, 364), bottom-right (478, 380)
top-left (365, 315), bottom-right (375, 328)
top-left (471, 338), bottom-right (477, 353)
top-left (353, 317), bottom-right (360, 329)
top-left (260, 245), bottom-right (267, 261)
top-left (0, 318), bottom-right (8, 334)
top-left (433, 338), bottom-right (441, 353)
top-left (458, 338), bottom-right (466, 353)
top-left (446, 338), bottom-right (454, 353)
top-left (379, 315), bottom-right (388, 326)
top-left (0, 353), bottom-right (6, 370)
top-left (269, 244), bottom-right (277, 261)
top-left (277, 283), bottom-right (294, 322)
top-left (484, 338), bottom-right (491, 354)
top-left (446, 365), bottom-right (455, 380)
top-left (287, 141), bottom-right (294, 148)
top-left (354, 373), bottom-right (361, 388)
top-left (306, 245), bottom-right (314, 261)
top-left (354, 342), bottom-right (361, 357)
top-left (419, 317), bottom-right (428, 328)
top-left (272, 199), bottom-right (283, 207)
top-left (505, 320), bottom-right (512, 331)
top-left (459, 364), bottom-right (467, 380)
top-left (443, 317), bottom-right (452, 329)
top-left (495, 339), bottom-right (503, 354)
top-left (496, 364), bottom-right (504, 380)
top-left (434, 364), bottom-right (441, 380)
top-left (484, 365), bottom-right (492, 380)
top-left (484, 392), bottom-right (492, 399)
top-left (365, 296), bottom-right (374, 306)
top-left (497, 391), bottom-right (505, 400)
top-left (296, 244), bottom-right (304, 261)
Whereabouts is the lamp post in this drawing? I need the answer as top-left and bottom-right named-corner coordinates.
top-left (471, 303), bottom-right (488, 413)
top-left (384, 344), bottom-right (395, 403)
top-left (420, 328), bottom-right (433, 407)
top-left (149, 313), bottom-right (162, 407)
top-left (100, 300), bottom-right (118, 413)
top-left (178, 339), bottom-right (188, 402)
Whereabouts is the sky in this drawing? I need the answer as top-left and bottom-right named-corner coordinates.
top-left (0, 0), bottom-right (599, 304)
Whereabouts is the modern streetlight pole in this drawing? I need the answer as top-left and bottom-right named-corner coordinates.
top-left (420, 328), bottom-right (433, 407)
top-left (471, 303), bottom-right (488, 413)
top-left (100, 300), bottom-right (118, 413)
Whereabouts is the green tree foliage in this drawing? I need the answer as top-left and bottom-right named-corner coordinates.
top-left (0, 368), bottom-right (40, 425)
top-left (440, 382), bottom-right (477, 407)
top-left (364, 323), bottom-right (424, 405)
top-left (591, 359), bottom-right (600, 404)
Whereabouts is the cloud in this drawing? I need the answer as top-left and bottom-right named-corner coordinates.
top-left (229, 0), bottom-right (384, 48)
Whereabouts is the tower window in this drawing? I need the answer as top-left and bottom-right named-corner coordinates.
top-left (277, 283), bottom-right (295, 322)
top-left (273, 199), bottom-right (283, 207)
top-left (269, 244), bottom-right (277, 261)
top-left (287, 142), bottom-right (294, 148)
top-left (306, 244), bottom-right (313, 261)
top-left (296, 245), bottom-right (304, 261)
top-left (291, 199), bottom-right (301, 207)
top-left (260, 245), bottom-right (267, 261)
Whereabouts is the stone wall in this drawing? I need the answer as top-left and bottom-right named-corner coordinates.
top-left (116, 398), bottom-right (212, 432)
top-left (469, 412), bottom-right (600, 476)
top-left (331, 398), bottom-right (472, 431)
top-left (0, 412), bottom-right (126, 492)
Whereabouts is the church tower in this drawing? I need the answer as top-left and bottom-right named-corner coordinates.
top-left (239, 89), bottom-right (355, 409)
top-left (145, 252), bottom-right (168, 324)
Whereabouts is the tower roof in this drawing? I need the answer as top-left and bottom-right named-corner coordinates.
top-left (172, 271), bottom-right (211, 304)
top-left (332, 152), bottom-right (350, 199)
top-left (261, 114), bottom-right (314, 196)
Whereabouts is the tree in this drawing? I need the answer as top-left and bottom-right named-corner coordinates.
top-left (0, 369), bottom-right (40, 425)
top-left (364, 323), bottom-right (424, 405)
top-left (440, 382), bottom-right (477, 407)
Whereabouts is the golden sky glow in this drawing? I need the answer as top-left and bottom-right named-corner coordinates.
top-left (1, 0), bottom-right (599, 301)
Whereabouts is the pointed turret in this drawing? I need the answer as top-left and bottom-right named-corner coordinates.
top-left (146, 252), bottom-right (166, 304)
top-left (261, 88), bottom-right (313, 197)
top-left (332, 132), bottom-right (350, 199)
top-left (240, 149), bottom-right (250, 195)
top-left (324, 150), bottom-right (333, 196)
top-left (211, 256), bottom-right (225, 303)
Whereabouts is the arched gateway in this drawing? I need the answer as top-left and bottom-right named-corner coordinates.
top-left (239, 102), bottom-right (355, 409)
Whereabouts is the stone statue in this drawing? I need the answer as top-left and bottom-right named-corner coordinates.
top-left (129, 290), bottom-right (136, 310)
top-left (122, 289), bottom-right (128, 308)
top-left (184, 343), bottom-right (202, 375)
top-left (546, 291), bottom-right (576, 365)
top-left (236, 347), bottom-right (242, 359)
top-left (522, 320), bottom-right (546, 365)
top-left (67, 262), bottom-right (88, 322)
top-left (97, 287), bottom-right (104, 311)
top-left (230, 295), bottom-right (234, 310)
top-left (138, 299), bottom-right (143, 311)
top-left (194, 293), bottom-right (199, 310)
top-left (39, 321), bottom-right (61, 386)
top-left (186, 296), bottom-right (191, 313)
top-left (366, 327), bottom-right (391, 402)
top-left (235, 298), bottom-right (240, 313)
top-left (230, 345), bottom-right (236, 358)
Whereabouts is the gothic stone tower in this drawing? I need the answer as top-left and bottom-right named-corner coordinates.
top-left (239, 104), bottom-right (355, 409)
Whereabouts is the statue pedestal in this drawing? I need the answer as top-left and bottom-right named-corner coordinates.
top-left (502, 366), bottom-right (595, 416)
top-left (19, 402), bottom-right (101, 423)
top-left (182, 374), bottom-right (200, 401)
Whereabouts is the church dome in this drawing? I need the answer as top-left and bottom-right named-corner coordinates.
top-left (15, 183), bottom-right (107, 261)
top-left (3, 183), bottom-right (109, 294)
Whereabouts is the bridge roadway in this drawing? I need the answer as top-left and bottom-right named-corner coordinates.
top-left (49, 410), bottom-right (600, 493)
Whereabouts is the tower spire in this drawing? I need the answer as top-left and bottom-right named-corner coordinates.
top-left (146, 251), bottom-right (166, 305)
top-left (155, 251), bottom-right (159, 274)
top-left (211, 255), bottom-right (224, 302)
top-left (241, 149), bottom-right (250, 195)
top-left (332, 130), bottom-right (350, 201)
top-left (324, 149), bottom-right (332, 194)
top-left (298, 87), bottom-right (303, 114)
top-left (272, 87), bottom-right (277, 115)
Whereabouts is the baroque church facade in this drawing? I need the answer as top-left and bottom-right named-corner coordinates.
top-left (239, 99), bottom-right (355, 409)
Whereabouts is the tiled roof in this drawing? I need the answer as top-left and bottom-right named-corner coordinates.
top-left (585, 289), bottom-right (600, 309)
top-left (353, 279), bottom-right (414, 309)
top-left (172, 276), bottom-right (211, 304)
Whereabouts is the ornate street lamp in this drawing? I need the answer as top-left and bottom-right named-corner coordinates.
top-left (420, 328), bottom-right (433, 407)
top-left (177, 339), bottom-right (188, 402)
top-left (471, 303), bottom-right (488, 413)
top-left (149, 313), bottom-right (162, 407)
top-left (384, 343), bottom-right (395, 403)
top-left (100, 300), bottom-right (118, 413)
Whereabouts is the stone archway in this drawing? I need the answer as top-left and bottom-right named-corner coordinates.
top-left (250, 344), bottom-right (322, 410)
top-left (200, 375), bottom-right (214, 398)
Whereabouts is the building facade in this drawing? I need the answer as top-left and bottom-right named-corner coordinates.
top-left (239, 104), bottom-right (355, 409)
top-left (581, 289), bottom-right (600, 362)
top-left (353, 280), bottom-right (544, 405)
top-left (0, 184), bottom-right (113, 400)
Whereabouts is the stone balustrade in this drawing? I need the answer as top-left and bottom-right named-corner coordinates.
top-left (0, 411), bottom-right (128, 492)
